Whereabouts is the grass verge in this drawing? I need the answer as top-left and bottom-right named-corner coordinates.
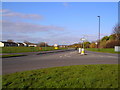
top-left (1, 54), bottom-right (26, 58)
top-left (2, 64), bottom-right (118, 88)
top-left (1, 47), bottom-right (68, 53)
top-left (86, 48), bottom-right (120, 54)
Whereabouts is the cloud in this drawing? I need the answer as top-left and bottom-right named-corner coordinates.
top-left (84, 33), bottom-right (110, 37)
top-left (2, 20), bottom-right (64, 33)
top-left (83, 33), bottom-right (110, 42)
top-left (2, 33), bottom-right (45, 43)
top-left (0, 9), bottom-right (10, 13)
top-left (1, 9), bottom-right (43, 20)
top-left (63, 2), bottom-right (69, 7)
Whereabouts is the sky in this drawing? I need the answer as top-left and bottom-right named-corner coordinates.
top-left (1, 2), bottom-right (118, 45)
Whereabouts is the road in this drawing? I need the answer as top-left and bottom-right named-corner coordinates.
top-left (2, 50), bottom-right (118, 74)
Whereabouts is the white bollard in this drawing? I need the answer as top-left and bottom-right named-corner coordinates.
top-left (81, 48), bottom-right (85, 55)
top-left (79, 48), bottom-right (81, 53)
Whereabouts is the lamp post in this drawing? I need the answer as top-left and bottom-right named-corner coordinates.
top-left (97, 16), bottom-right (100, 51)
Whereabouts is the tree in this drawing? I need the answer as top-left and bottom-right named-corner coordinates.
top-left (37, 42), bottom-right (48, 47)
top-left (112, 24), bottom-right (120, 40)
top-left (100, 41), bottom-right (107, 48)
top-left (89, 43), bottom-right (96, 48)
top-left (106, 40), bottom-right (120, 48)
top-left (83, 42), bottom-right (90, 48)
top-left (113, 24), bottom-right (120, 34)
top-left (101, 36), bottom-right (109, 41)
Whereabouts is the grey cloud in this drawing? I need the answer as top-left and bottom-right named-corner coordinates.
top-left (2, 20), bottom-right (64, 33)
top-left (83, 33), bottom-right (110, 42)
top-left (2, 34), bottom-right (45, 43)
top-left (0, 9), bottom-right (10, 13)
top-left (1, 9), bottom-right (43, 20)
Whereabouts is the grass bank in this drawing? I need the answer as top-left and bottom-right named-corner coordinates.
top-left (1, 47), bottom-right (68, 53)
top-left (86, 48), bottom-right (120, 54)
top-left (2, 64), bottom-right (118, 88)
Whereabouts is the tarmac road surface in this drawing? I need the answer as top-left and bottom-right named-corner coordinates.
top-left (2, 50), bottom-right (118, 74)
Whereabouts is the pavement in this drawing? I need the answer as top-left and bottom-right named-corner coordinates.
top-left (2, 50), bottom-right (118, 75)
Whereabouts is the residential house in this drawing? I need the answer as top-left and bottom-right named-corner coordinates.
top-left (24, 42), bottom-right (37, 47)
top-left (0, 41), bottom-right (18, 47)
top-left (17, 43), bottom-right (25, 47)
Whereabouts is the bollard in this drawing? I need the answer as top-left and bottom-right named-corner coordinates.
top-left (54, 47), bottom-right (58, 49)
top-left (81, 48), bottom-right (85, 55)
top-left (78, 48), bottom-right (81, 54)
top-left (40, 47), bottom-right (42, 50)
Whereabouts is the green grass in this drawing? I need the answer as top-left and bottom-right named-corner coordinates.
top-left (0, 54), bottom-right (26, 58)
top-left (86, 48), bottom-right (120, 54)
top-left (1, 47), bottom-right (68, 53)
top-left (2, 64), bottom-right (118, 88)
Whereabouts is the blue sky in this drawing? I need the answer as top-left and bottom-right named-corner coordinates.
top-left (2, 2), bottom-right (118, 45)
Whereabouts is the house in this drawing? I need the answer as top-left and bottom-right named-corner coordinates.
top-left (0, 41), bottom-right (18, 47)
top-left (27, 43), bottom-right (37, 47)
top-left (0, 41), bottom-right (37, 47)
top-left (23, 43), bottom-right (27, 47)
top-left (0, 42), bottom-right (4, 47)
top-left (17, 43), bottom-right (25, 47)
top-left (23, 42), bottom-right (37, 47)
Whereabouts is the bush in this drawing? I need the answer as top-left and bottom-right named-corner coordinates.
top-left (106, 40), bottom-right (120, 48)
top-left (100, 41), bottom-right (107, 48)
top-left (89, 43), bottom-right (96, 48)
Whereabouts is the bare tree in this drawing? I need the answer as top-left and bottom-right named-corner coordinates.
top-left (112, 24), bottom-right (120, 40)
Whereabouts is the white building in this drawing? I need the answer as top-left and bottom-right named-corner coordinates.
top-left (0, 42), bottom-right (4, 47)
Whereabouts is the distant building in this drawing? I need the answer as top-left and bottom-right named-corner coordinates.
top-left (27, 43), bottom-right (37, 47)
top-left (17, 43), bottom-right (25, 47)
top-left (0, 41), bottom-right (37, 47)
top-left (23, 42), bottom-right (37, 47)
top-left (23, 43), bottom-right (27, 47)
top-left (0, 42), bottom-right (4, 47)
top-left (0, 41), bottom-right (18, 47)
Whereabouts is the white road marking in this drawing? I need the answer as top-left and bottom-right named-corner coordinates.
top-left (59, 56), bottom-right (63, 58)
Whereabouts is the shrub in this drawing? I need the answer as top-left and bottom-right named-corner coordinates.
top-left (106, 40), bottom-right (120, 48)
top-left (89, 43), bottom-right (96, 48)
top-left (100, 41), bottom-right (107, 48)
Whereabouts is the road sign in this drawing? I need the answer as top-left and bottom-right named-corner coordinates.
top-left (80, 38), bottom-right (86, 41)
top-left (54, 44), bottom-right (58, 47)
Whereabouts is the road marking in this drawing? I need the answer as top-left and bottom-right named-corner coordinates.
top-left (59, 56), bottom-right (63, 58)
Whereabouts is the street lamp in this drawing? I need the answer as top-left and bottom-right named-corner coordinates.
top-left (97, 16), bottom-right (101, 51)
